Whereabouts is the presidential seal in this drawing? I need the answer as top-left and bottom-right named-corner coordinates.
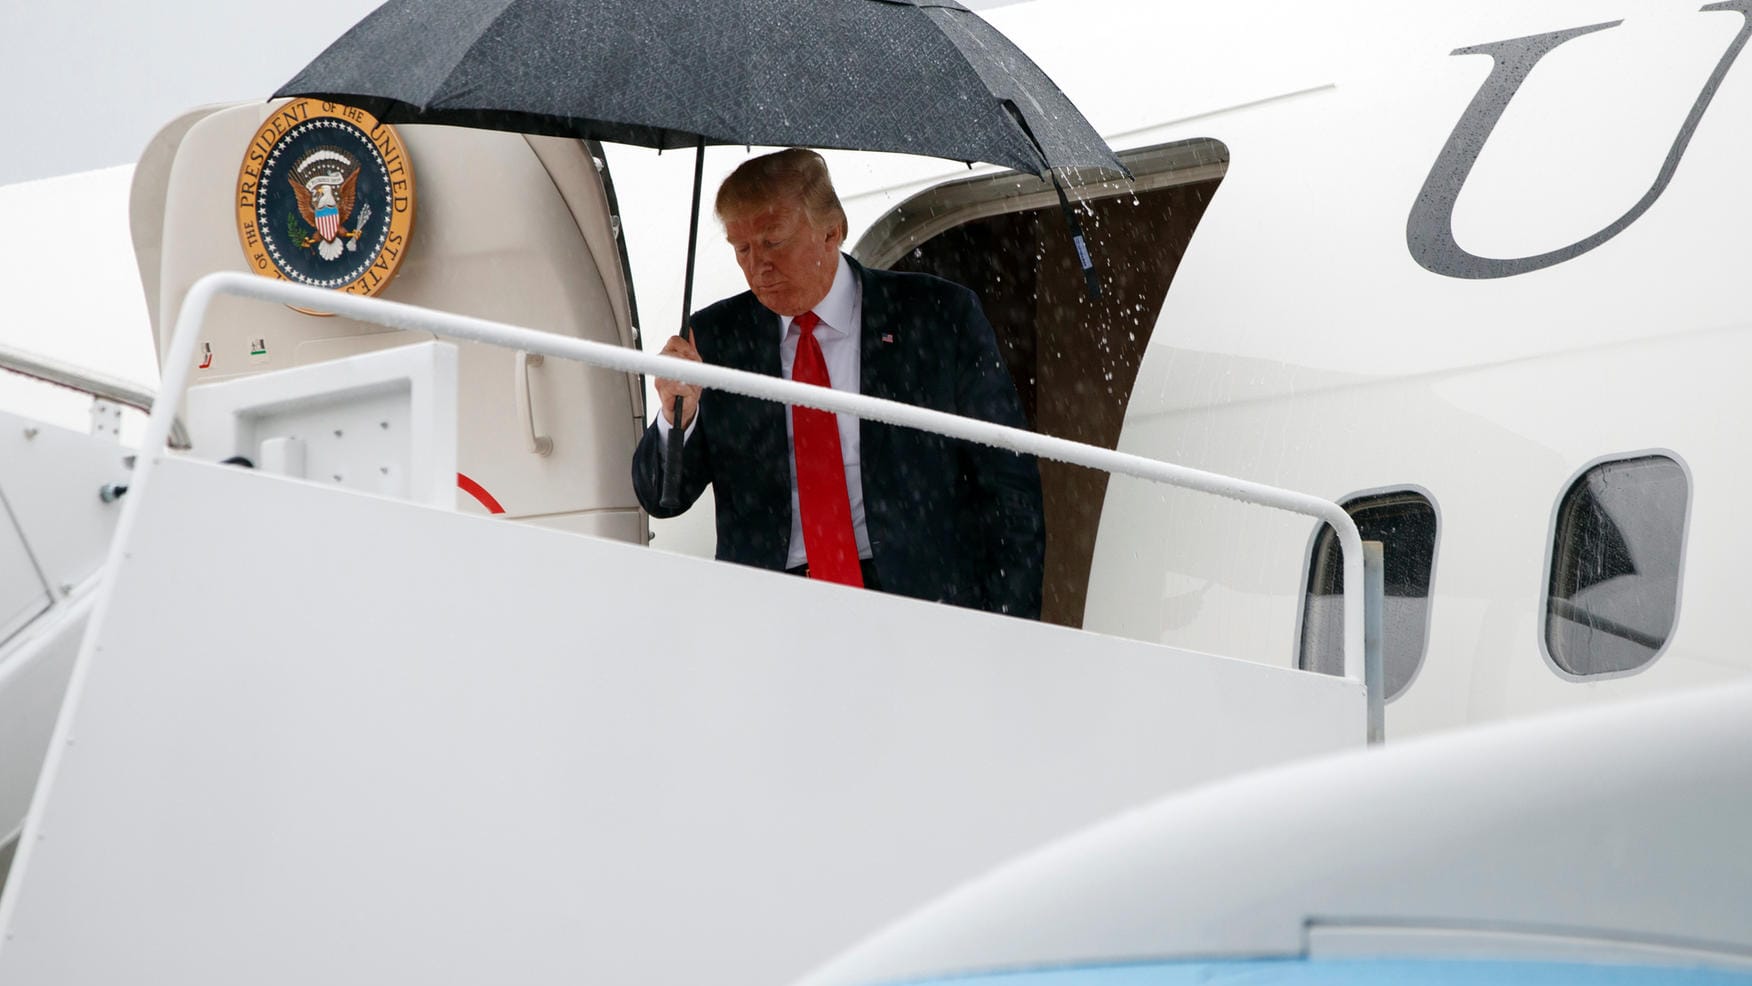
top-left (235, 99), bottom-right (414, 299)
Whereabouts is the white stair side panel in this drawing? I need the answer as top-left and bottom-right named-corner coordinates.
top-left (0, 592), bottom-right (92, 853)
top-left (0, 411), bottom-right (131, 601)
top-left (0, 457), bottom-right (1362, 986)
top-left (0, 492), bottom-right (49, 647)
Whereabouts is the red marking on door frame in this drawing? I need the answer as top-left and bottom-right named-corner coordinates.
top-left (456, 472), bottom-right (505, 514)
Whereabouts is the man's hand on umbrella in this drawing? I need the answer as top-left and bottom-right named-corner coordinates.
top-left (656, 334), bottom-right (703, 429)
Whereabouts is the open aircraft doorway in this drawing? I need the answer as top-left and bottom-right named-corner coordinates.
top-left (853, 139), bottom-right (1228, 626)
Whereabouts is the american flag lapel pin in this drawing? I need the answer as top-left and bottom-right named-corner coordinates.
top-left (880, 332), bottom-right (895, 344)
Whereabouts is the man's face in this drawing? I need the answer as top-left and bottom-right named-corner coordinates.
top-left (723, 199), bottom-right (843, 316)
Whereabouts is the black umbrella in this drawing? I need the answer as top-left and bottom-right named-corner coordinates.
top-left (277, 0), bottom-right (1126, 506)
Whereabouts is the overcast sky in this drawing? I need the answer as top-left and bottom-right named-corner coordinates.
top-left (4, 0), bottom-right (383, 185)
top-left (0, 0), bottom-right (380, 438)
top-left (3, 0), bottom-right (1026, 186)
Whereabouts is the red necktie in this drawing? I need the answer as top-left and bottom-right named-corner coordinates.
top-left (790, 311), bottom-right (863, 587)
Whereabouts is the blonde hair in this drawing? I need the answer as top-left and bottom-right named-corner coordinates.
top-left (715, 148), bottom-right (848, 238)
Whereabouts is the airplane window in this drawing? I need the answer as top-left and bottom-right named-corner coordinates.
top-left (854, 138), bottom-right (1229, 628)
top-left (1299, 490), bottom-right (1438, 702)
top-left (1545, 455), bottom-right (1689, 677)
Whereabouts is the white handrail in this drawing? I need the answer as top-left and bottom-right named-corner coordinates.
top-left (144, 272), bottom-right (1373, 693)
top-left (0, 341), bottom-right (191, 449)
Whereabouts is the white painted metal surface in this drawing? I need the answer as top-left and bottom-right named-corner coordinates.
top-left (0, 414), bottom-right (133, 868)
top-left (0, 456), bottom-right (1362, 985)
top-left (0, 413), bottom-right (131, 608)
top-left (138, 104), bottom-right (642, 527)
top-left (0, 591), bottom-right (92, 852)
top-left (798, 679), bottom-right (1752, 986)
top-left (185, 341), bottom-right (459, 509)
top-left (1059, 1), bottom-right (1752, 734)
top-left (0, 496), bottom-right (48, 649)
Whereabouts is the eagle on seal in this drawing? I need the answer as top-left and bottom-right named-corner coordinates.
top-left (289, 155), bottom-right (363, 261)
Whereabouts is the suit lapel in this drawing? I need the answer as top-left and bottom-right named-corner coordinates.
top-left (750, 299), bottom-right (783, 380)
top-left (744, 297), bottom-right (786, 454)
top-left (854, 260), bottom-right (902, 551)
top-left (855, 258), bottom-right (901, 404)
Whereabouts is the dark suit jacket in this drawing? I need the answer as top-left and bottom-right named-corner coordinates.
top-left (632, 257), bottom-right (1044, 617)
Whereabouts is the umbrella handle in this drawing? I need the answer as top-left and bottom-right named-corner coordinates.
top-left (659, 394), bottom-right (685, 509)
top-left (659, 139), bottom-right (708, 513)
top-left (1052, 176), bottom-right (1102, 301)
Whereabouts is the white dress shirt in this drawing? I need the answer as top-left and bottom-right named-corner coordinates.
top-left (657, 255), bottom-right (870, 568)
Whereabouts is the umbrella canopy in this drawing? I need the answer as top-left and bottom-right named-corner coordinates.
top-left (277, 0), bottom-right (1125, 510)
top-left (275, 0), bottom-right (1123, 179)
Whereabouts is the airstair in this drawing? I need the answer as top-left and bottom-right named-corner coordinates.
top-left (0, 274), bottom-right (1378, 985)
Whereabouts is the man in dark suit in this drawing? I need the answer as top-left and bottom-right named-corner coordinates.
top-left (632, 148), bottom-right (1043, 618)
